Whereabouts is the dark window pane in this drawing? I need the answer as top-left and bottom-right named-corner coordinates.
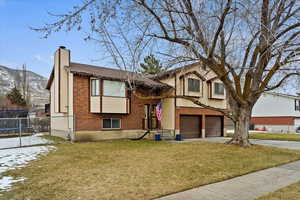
top-left (103, 119), bottom-right (111, 128)
top-left (112, 119), bottom-right (120, 128)
top-left (188, 78), bottom-right (200, 92)
top-left (214, 83), bottom-right (224, 95)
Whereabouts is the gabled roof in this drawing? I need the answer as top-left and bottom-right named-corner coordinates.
top-left (179, 71), bottom-right (206, 81)
top-left (46, 62), bottom-right (172, 90)
top-left (46, 69), bottom-right (54, 90)
top-left (265, 92), bottom-right (300, 100)
top-left (155, 62), bottom-right (201, 80)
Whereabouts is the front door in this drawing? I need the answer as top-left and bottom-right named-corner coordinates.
top-left (144, 104), bottom-right (158, 130)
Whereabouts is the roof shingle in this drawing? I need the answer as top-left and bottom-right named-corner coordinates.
top-left (69, 62), bottom-right (171, 89)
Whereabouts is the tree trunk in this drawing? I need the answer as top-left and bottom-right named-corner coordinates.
top-left (227, 106), bottom-right (252, 147)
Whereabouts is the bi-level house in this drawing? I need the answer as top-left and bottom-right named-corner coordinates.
top-left (46, 46), bottom-right (227, 141)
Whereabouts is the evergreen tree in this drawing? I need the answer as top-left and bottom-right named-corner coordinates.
top-left (140, 54), bottom-right (165, 75)
top-left (6, 87), bottom-right (27, 107)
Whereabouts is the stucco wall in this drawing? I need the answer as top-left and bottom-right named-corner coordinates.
top-left (160, 64), bottom-right (227, 109)
top-left (161, 98), bottom-right (175, 130)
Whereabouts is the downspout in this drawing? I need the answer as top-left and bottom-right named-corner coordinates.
top-left (65, 66), bottom-right (73, 141)
top-left (174, 74), bottom-right (177, 136)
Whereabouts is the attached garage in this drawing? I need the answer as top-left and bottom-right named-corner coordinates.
top-left (205, 116), bottom-right (223, 137)
top-left (180, 115), bottom-right (201, 139)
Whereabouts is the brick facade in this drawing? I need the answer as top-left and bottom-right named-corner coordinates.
top-left (73, 75), bottom-right (160, 131)
top-left (251, 116), bottom-right (295, 125)
top-left (0, 97), bottom-right (26, 111)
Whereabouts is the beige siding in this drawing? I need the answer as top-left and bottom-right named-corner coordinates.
top-left (50, 47), bottom-right (74, 139)
top-left (68, 72), bottom-right (74, 115)
top-left (50, 81), bottom-right (55, 114)
top-left (160, 77), bottom-right (176, 87)
top-left (54, 51), bottom-right (59, 113)
top-left (160, 64), bottom-right (227, 109)
top-left (161, 98), bottom-right (175, 129)
top-left (50, 81), bottom-right (71, 138)
top-left (90, 96), bottom-right (101, 113)
top-left (59, 49), bottom-right (70, 113)
top-left (102, 96), bottom-right (128, 113)
top-left (67, 72), bottom-right (74, 136)
top-left (53, 48), bottom-right (70, 113)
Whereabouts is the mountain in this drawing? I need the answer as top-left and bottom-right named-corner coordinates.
top-left (0, 65), bottom-right (49, 109)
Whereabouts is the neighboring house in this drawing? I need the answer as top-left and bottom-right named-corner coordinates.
top-left (46, 46), bottom-right (227, 141)
top-left (252, 92), bottom-right (300, 133)
top-left (0, 96), bottom-right (27, 118)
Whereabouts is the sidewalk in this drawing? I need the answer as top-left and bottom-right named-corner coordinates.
top-left (157, 160), bottom-right (300, 200)
top-left (174, 137), bottom-right (300, 150)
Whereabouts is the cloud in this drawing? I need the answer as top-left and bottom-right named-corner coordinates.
top-left (34, 54), bottom-right (43, 61)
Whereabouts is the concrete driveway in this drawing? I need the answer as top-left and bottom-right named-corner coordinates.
top-left (179, 137), bottom-right (300, 150)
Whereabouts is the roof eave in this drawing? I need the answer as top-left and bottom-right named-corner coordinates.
top-left (46, 68), bottom-right (54, 90)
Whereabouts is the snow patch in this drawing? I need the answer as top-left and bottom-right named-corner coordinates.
top-left (0, 176), bottom-right (25, 191)
top-left (0, 134), bottom-right (51, 149)
top-left (0, 146), bottom-right (55, 192)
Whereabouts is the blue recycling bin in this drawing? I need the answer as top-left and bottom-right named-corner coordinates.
top-left (155, 134), bottom-right (161, 141)
top-left (175, 134), bottom-right (182, 141)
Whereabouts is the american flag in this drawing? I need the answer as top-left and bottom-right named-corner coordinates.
top-left (156, 103), bottom-right (162, 121)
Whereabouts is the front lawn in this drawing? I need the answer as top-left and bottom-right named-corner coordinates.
top-left (41, 135), bottom-right (67, 143)
top-left (2, 141), bottom-right (300, 200)
top-left (226, 133), bottom-right (300, 142)
top-left (257, 181), bottom-right (300, 200)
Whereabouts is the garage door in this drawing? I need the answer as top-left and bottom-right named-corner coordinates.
top-left (180, 115), bottom-right (201, 139)
top-left (205, 116), bottom-right (222, 137)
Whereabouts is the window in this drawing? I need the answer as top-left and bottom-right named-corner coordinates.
top-left (188, 78), bottom-right (200, 92)
top-left (91, 79), bottom-right (100, 96)
top-left (295, 100), bottom-right (300, 111)
top-left (103, 80), bottom-right (126, 97)
top-left (103, 118), bottom-right (121, 129)
top-left (214, 82), bottom-right (224, 95)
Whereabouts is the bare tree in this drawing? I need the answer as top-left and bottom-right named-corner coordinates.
top-left (13, 64), bottom-right (31, 109)
top-left (21, 64), bottom-right (31, 108)
top-left (33, 0), bottom-right (300, 146)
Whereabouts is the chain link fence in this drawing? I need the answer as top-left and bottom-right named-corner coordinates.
top-left (0, 116), bottom-right (72, 150)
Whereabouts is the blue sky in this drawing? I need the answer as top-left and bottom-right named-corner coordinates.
top-left (0, 0), bottom-right (107, 78)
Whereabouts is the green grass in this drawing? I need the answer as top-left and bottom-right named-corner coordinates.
top-left (257, 181), bottom-right (300, 200)
top-left (226, 133), bottom-right (300, 142)
top-left (2, 140), bottom-right (300, 200)
top-left (41, 135), bottom-right (67, 143)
